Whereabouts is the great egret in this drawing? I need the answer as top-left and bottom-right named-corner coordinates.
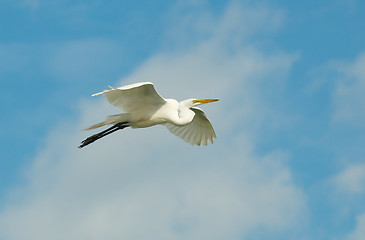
top-left (78, 82), bottom-right (218, 148)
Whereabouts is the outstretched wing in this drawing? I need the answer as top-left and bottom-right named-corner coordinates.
top-left (92, 82), bottom-right (166, 112)
top-left (164, 107), bottom-right (217, 146)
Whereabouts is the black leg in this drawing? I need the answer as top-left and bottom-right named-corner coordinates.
top-left (78, 122), bottom-right (129, 148)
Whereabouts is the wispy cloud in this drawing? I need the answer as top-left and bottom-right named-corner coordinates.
top-left (164, 1), bottom-right (285, 49)
top-left (0, 2), bottom-right (305, 240)
top-left (346, 213), bottom-right (365, 240)
top-left (331, 163), bottom-right (365, 195)
top-left (333, 52), bottom-right (365, 126)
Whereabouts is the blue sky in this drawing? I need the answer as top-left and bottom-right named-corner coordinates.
top-left (1, 0), bottom-right (365, 239)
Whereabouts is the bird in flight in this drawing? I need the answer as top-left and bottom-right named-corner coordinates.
top-left (78, 82), bottom-right (219, 148)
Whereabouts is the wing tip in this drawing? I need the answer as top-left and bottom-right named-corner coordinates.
top-left (91, 92), bottom-right (103, 97)
top-left (108, 85), bottom-right (118, 90)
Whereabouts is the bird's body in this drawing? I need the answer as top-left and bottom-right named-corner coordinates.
top-left (105, 99), bottom-right (196, 128)
top-left (79, 82), bottom-right (218, 148)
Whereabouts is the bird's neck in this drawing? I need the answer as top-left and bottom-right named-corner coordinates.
top-left (175, 108), bottom-right (195, 126)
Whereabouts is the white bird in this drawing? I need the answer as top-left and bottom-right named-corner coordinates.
top-left (78, 82), bottom-right (219, 148)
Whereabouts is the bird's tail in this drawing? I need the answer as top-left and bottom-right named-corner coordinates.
top-left (83, 113), bottom-right (130, 130)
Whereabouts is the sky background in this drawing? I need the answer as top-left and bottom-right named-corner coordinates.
top-left (1, 0), bottom-right (365, 239)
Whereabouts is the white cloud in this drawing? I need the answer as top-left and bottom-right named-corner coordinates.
top-left (346, 213), bottom-right (365, 240)
top-left (328, 163), bottom-right (365, 239)
top-left (0, 130), bottom-right (305, 240)
top-left (332, 164), bottom-right (365, 195)
top-left (0, 2), bottom-right (305, 240)
top-left (164, 1), bottom-right (285, 49)
top-left (333, 53), bottom-right (365, 126)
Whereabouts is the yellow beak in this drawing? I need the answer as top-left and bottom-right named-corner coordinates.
top-left (196, 99), bottom-right (219, 104)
